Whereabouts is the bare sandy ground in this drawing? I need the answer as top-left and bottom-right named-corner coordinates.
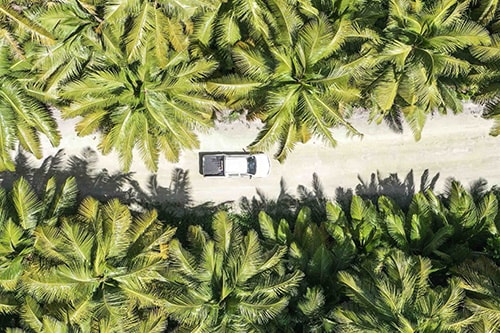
top-left (40, 102), bottom-right (500, 204)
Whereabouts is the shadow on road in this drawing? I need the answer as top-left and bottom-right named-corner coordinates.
top-left (3, 149), bottom-right (495, 238)
top-left (0, 148), bottom-right (134, 203)
top-left (0, 148), bottom-right (227, 235)
top-left (236, 169), bottom-right (442, 228)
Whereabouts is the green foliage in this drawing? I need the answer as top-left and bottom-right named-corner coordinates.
top-left (0, 0), bottom-right (54, 59)
top-left (22, 197), bottom-right (175, 332)
top-left (164, 211), bottom-right (303, 332)
top-left (0, 173), bottom-right (499, 331)
top-left (209, 12), bottom-right (365, 161)
top-left (354, 0), bottom-right (494, 139)
top-left (0, 0), bottom-right (500, 329)
top-left (454, 257), bottom-right (500, 331)
top-left (2, 0), bottom-right (500, 166)
top-left (0, 176), bottom-right (77, 330)
top-left (60, 49), bottom-right (218, 171)
top-left (331, 249), bottom-right (473, 332)
top-left (0, 45), bottom-right (60, 171)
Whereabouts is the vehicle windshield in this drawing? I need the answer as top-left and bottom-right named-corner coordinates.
top-left (247, 156), bottom-right (256, 175)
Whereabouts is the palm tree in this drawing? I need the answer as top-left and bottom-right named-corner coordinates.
top-left (0, 45), bottom-right (60, 171)
top-left (440, 181), bottom-right (498, 258)
top-left (258, 207), bottom-right (346, 332)
top-left (331, 250), bottom-right (472, 332)
top-left (355, 0), bottom-right (491, 139)
top-left (374, 180), bottom-right (498, 269)
top-left (0, 176), bottom-right (78, 329)
top-left (189, 0), bottom-right (308, 65)
top-left (326, 196), bottom-right (384, 257)
top-left (209, 13), bottom-right (366, 161)
top-left (60, 47), bottom-right (218, 172)
top-left (31, 0), bottom-right (191, 98)
top-left (378, 193), bottom-right (455, 258)
top-left (21, 197), bottom-right (176, 332)
top-left (163, 211), bottom-right (303, 332)
top-left (469, 33), bottom-right (500, 136)
top-left (29, 0), bottom-right (107, 100)
top-left (453, 257), bottom-right (500, 331)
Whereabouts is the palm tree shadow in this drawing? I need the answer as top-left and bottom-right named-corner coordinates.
top-left (133, 168), bottom-right (230, 237)
top-left (238, 170), bottom-right (442, 226)
top-left (383, 108), bottom-right (404, 133)
top-left (335, 169), bottom-right (440, 212)
top-left (237, 173), bottom-right (329, 229)
top-left (0, 148), bottom-right (227, 230)
top-left (0, 147), bottom-right (136, 204)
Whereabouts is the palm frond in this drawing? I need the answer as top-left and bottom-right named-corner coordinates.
top-left (60, 220), bottom-right (94, 263)
top-left (42, 176), bottom-right (78, 218)
top-left (0, 103), bottom-right (16, 171)
top-left (22, 268), bottom-right (82, 303)
top-left (77, 197), bottom-right (100, 223)
top-left (124, 2), bottom-right (151, 62)
top-left (207, 74), bottom-right (262, 100)
top-left (102, 199), bottom-right (132, 258)
top-left (470, 34), bottom-right (500, 62)
top-left (12, 178), bottom-right (41, 230)
top-left (0, 4), bottom-right (55, 44)
top-left (402, 105), bottom-right (427, 141)
top-left (428, 21), bottom-right (489, 53)
top-left (213, 211), bottom-right (233, 254)
top-left (232, 46), bottom-right (270, 80)
top-left (137, 310), bottom-right (168, 333)
top-left (267, 0), bottom-right (302, 45)
top-left (192, 10), bottom-right (218, 45)
top-left (33, 225), bottom-right (66, 262)
top-left (20, 296), bottom-right (43, 332)
top-left (215, 12), bottom-right (241, 48)
top-left (169, 239), bottom-right (198, 277)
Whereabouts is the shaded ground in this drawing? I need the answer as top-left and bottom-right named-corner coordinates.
top-left (35, 102), bottom-right (500, 205)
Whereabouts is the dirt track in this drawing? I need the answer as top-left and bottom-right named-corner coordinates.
top-left (42, 102), bottom-right (500, 204)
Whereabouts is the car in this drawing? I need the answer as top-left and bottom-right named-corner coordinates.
top-left (199, 152), bottom-right (271, 178)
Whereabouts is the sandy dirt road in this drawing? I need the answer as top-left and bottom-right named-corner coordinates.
top-left (42, 102), bottom-right (500, 204)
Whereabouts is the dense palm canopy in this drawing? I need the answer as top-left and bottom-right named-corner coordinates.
top-left (0, 0), bottom-right (499, 328)
top-left (454, 257), bottom-right (500, 331)
top-left (0, 170), bottom-right (498, 331)
top-left (0, 45), bottom-right (60, 171)
top-left (0, 176), bottom-right (77, 328)
top-left (0, 0), bottom-right (498, 169)
top-left (331, 250), bottom-right (472, 332)
top-left (23, 197), bottom-right (175, 332)
top-left (0, 0), bottom-right (55, 59)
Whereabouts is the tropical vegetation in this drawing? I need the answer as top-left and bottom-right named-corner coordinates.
top-left (0, 0), bottom-right (499, 170)
top-left (0, 162), bottom-right (499, 332)
top-left (1, 0), bottom-right (500, 331)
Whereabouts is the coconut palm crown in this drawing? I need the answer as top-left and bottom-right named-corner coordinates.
top-left (209, 13), bottom-right (370, 162)
top-left (60, 49), bottom-right (218, 172)
top-left (355, 0), bottom-right (491, 139)
top-left (0, 45), bottom-right (60, 171)
top-left (163, 211), bottom-right (304, 332)
top-left (22, 197), bottom-right (176, 332)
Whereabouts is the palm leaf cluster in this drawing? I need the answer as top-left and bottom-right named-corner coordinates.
top-left (243, 177), bottom-right (500, 332)
top-left (0, 0), bottom-right (499, 171)
top-left (353, 0), bottom-right (491, 138)
top-left (0, 173), bottom-right (499, 331)
top-left (164, 211), bottom-right (303, 332)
